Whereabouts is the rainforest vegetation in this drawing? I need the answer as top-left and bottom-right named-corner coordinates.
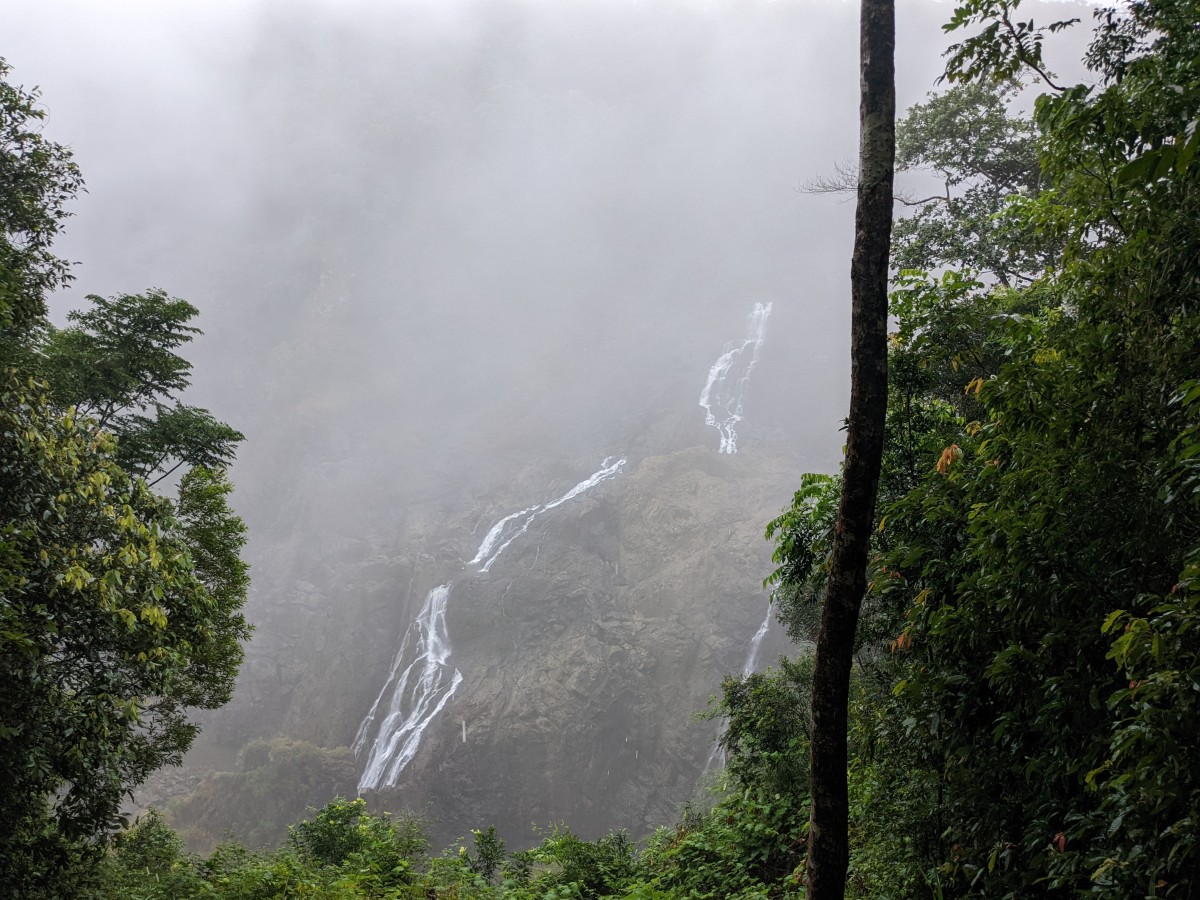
top-left (0, 59), bottom-right (250, 897)
top-left (3, 0), bottom-right (1199, 895)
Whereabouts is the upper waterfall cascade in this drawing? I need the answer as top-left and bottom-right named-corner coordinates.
top-left (354, 458), bottom-right (627, 792)
top-left (699, 302), bottom-right (773, 454)
top-left (740, 602), bottom-right (772, 679)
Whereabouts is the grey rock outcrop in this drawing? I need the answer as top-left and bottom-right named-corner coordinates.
top-left (375, 446), bottom-right (797, 844)
top-left (195, 432), bottom-right (807, 848)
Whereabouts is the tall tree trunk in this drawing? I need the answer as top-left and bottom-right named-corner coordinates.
top-left (804, 0), bottom-right (895, 897)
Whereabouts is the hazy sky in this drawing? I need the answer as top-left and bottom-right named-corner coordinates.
top-left (4, 0), bottom-right (1099, 830)
top-left (4, 0), bottom-right (1094, 517)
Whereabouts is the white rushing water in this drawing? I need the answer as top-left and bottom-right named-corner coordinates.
top-left (469, 457), bottom-right (626, 573)
top-left (354, 584), bottom-right (462, 791)
top-left (355, 458), bottom-right (626, 791)
top-left (698, 302), bottom-right (773, 454)
top-left (740, 604), bottom-right (772, 679)
top-left (704, 596), bottom-right (774, 773)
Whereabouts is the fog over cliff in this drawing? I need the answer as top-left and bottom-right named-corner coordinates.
top-left (7, 0), bottom-right (963, 472)
top-left (5, 0), bottom-right (1091, 844)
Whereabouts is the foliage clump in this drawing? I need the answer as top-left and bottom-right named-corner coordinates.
top-left (759, 0), bottom-right (1200, 894)
top-left (0, 57), bottom-right (250, 893)
top-left (166, 739), bottom-right (360, 853)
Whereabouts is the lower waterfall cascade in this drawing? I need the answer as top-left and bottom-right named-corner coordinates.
top-left (354, 458), bottom-right (628, 792)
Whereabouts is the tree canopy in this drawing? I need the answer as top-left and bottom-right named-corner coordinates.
top-left (39, 290), bottom-right (245, 485)
top-left (0, 59), bottom-right (81, 338)
top-left (759, 0), bottom-right (1200, 894)
top-left (0, 58), bottom-right (250, 894)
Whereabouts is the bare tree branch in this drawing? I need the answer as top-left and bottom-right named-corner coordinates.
top-left (803, 159), bottom-right (947, 207)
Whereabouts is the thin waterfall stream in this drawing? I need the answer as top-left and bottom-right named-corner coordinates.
top-left (704, 596), bottom-right (774, 773)
top-left (354, 458), bottom-right (627, 792)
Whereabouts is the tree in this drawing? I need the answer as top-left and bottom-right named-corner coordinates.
top-left (891, 80), bottom-right (1059, 286)
top-left (0, 377), bottom-right (250, 894)
top-left (864, 0), bottom-right (1200, 892)
top-left (0, 60), bottom-right (251, 892)
top-left (0, 58), bottom-right (82, 338)
top-left (810, 81), bottom-right (1056, 287)
top-left (774, 5), bottom-right (1198, 886)
top-left (38, 290), bottom-right (245, 485)
top-left (804, 0), bottom-right (895, 896)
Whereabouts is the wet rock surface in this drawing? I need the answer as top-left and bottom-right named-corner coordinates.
top-left (187, 442), bottom-right (801, 849)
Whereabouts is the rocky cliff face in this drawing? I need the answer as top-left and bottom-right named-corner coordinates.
top-left (168, 286), bottom-right (836, 850)
top-left (186, 434), bottom-right (803, 848)
top-left (374, 445), bottom-right (797, 843)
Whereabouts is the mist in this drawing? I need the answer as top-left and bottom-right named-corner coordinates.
top-left (5, 0), bottom-right (1094, 844)
top-left (6, 0), bottom-right (963, 486)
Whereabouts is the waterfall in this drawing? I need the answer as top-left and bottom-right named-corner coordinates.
top-left (740, 603), bottom-right (772, 678)
top-left (698, 302), bottom-right (773, 453)
top-left (355, 457), bottom-right (626, 791)
top-left (355, 584), bottom-right (462, 792)
top-left (704, 596), bottom-right (773, 773)
top-left (470, 457), bottom-right (625, 573)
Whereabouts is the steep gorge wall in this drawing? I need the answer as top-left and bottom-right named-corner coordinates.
top-left (384, 446), bottom-right (798, 842)
top-left (189, 438), bottom-right (801, 847)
